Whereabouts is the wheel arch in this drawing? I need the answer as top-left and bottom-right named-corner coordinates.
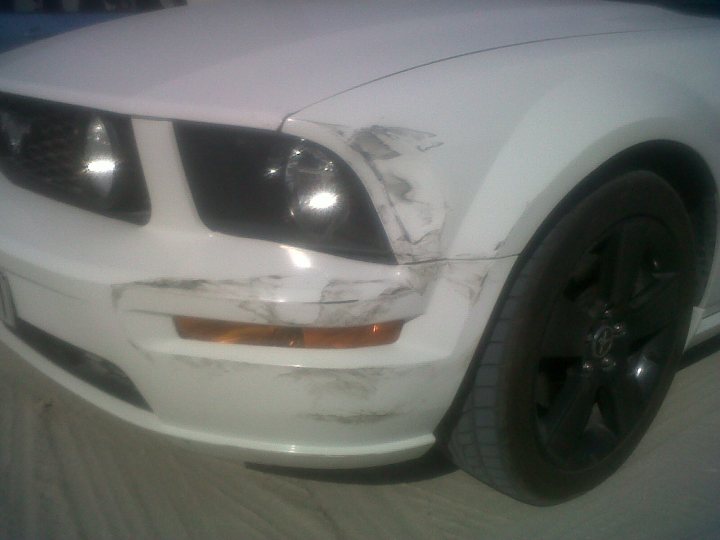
top-left (497, 139), bottom-right (718, 306)
top-left (437, 135), bottom-right (719, 466)
top-left (448, 50), bottom-right (720, 269)
top-left (581, 141), bottom-right (717, 304)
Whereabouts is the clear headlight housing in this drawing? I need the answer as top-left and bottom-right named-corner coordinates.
top-left (175, 122), bottom-right (394, 263)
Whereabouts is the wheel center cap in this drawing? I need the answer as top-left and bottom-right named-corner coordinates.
top-left (591, 325), bottom-right (614, 358)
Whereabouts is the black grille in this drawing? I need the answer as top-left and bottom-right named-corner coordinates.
top-left (0, 93), bottom-right (150, 224)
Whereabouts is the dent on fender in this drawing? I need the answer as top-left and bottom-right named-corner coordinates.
top-left (343, 125), bottom-right (446, 263)
top-left (284, 119), bottom-right (449, 263)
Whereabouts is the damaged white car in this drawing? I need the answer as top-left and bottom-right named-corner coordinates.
top-left (1, 0), bottom-right (719, 504)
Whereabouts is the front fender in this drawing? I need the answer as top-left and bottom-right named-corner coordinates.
top-left (455, 68), bottom-right (720, 259)
top-left (286, 28), bottom-right (720, 263)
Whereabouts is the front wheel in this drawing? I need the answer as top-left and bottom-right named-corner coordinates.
top-left (446, 171), bottom-right (696, 504)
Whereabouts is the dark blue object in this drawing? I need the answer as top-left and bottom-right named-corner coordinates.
top-left (0, 12), bottom-right (129, 53)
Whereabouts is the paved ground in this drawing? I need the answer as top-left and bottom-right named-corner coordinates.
top-left (1, 341), bottom-right (718, 540)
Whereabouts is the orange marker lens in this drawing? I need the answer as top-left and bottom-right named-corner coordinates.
top-left (174, 317), bottom-right (403, 349)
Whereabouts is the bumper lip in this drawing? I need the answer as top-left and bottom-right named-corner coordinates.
top-left (0, 323), bottom-right (435, 468)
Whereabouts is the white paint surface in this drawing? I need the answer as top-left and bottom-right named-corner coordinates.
top-left (0, 0), bottom-right (714, 129)
top-left (0, 0), bottom-right (719, 468)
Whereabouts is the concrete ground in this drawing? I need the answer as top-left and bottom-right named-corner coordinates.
top-left (1, 341), bottom-right (718, 540)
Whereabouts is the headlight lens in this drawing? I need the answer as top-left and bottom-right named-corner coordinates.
top-left (175, 122), bottom-right (394, 263)
top-left (285, 143), bottom-right (349, 236)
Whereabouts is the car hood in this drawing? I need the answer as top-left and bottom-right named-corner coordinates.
top-left (0, 0), bottom-right (712, 130)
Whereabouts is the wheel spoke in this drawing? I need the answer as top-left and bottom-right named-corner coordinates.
top-left (628, 352), bottom-right (661, 399)
top-left (541, 295), bottom-right (594, 358)
top-left (598, 370), bottom-right (647, 437)
top-left (600, 222), bottom-right (648, 309)
top-left (624, 272), bottom-right (681, 340)
top-left (540, 369), bottom-right (599, 458)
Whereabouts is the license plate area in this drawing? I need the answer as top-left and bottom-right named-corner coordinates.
top-left (0, 271), bottom-right (17, 329)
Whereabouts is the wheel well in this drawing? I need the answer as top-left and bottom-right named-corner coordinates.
top-left (562, 141), bottom-right (717, 304)
top-left (434, 140), bottom-right (716, 450)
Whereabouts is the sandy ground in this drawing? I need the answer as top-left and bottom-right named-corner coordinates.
top-left (1, 342), bottom-right (718, 540)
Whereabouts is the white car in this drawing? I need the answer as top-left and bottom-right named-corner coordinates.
top-left (1, 0), bottom-right (719, 504)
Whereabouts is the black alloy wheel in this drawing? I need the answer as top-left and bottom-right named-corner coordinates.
top-left (446, 171), bottom-right (696, 504)
top-left (536, 216), bottom-right (686, 468)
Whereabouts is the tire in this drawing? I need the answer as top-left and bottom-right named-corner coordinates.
top-left (446, 171), bottom-right (697, 505)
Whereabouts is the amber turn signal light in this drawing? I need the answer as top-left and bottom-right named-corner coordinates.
top-left (174, 317), bottom-right (403, 349)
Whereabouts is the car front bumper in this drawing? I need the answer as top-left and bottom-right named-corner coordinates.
top-left (0, 119), bottom-right (516, 468)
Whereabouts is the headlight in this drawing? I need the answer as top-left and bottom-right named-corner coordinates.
top-left (175, 122), bottom-right (394, 263)
top-left (285, 143), bottom-right (349, 235)
top-left (0, 93), bottom-right (149, 224)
